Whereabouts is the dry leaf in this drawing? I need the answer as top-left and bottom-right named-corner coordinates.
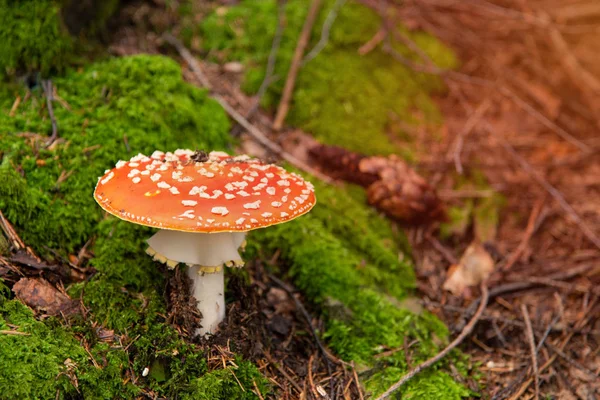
top-left (443, 242), bottom-right (494, 296)
top-left (12, 278), bottom-right (78, 316)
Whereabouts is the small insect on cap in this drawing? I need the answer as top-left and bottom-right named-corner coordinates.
top-left (93, 150), bottom-right (316, 232)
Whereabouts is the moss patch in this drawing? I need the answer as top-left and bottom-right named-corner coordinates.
top-left (247, 178), bottom-right (473, 398)
top-left (0, 0), bottom-right (73, 77)
top-left (199, 0), bottom-right (457, 158)
top-left (0, 55), bottom-right (269, 399)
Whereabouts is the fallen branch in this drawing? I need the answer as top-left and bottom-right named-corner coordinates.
top-left (41, 80), bottom-right (59, 148)
top-left (162, 33), bottom-right (334, 184)
top-left (375, 283), bottom-right (489, 399)
top-left (273, 0), bottom-right (323, 130)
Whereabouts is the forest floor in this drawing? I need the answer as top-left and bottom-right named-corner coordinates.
top-left (1, 0), bottom-right (599, 399)
top-left (110, 1), bottom-right (600, 398)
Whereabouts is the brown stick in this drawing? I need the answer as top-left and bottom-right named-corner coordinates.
top-left (521, 304), bottom-right (539, 400)
top-left (503, 199), bottom-right (544, 270)
top-left (375, 283), bottom-right (489, 399)
top-left (162, 33), bottom-right (334, 184)
top-left (41, 80), bottom-right (59, 148)
top-left (273, 0), bottom-right (323, 130)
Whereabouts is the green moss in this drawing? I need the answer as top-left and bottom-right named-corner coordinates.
top-left (182, 357), bottom-right (269, 400)
top-left (0, 54), bottom-right (231, 259)
top-left (0, 0), bottom-right (73, 77)
top-left (0, 298), bottom-right (87, 399)
top-left (248, 178), bottom-right (474, 398)
top-left (0, 55), bottom-right (271, 399)
top-left (199, 0), bottom-right (457, 157)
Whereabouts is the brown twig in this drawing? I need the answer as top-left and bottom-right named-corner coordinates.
top-left (484, 122), bottom-right (600, 251)
top-left (351, 361), bottom-right (365, 400)
top-left (264, 352), bottom-right (303, 394)
top-left (273, 0), bottom-right (323, 130)
top-left (0, 209), bottom-right (25, 250)
top-left (244, 0), bottom-right (287, 122)
top-left (0, 329), bottom-right (30, 336)
top-left (448, 99), bottom-right (491, 175)
top-left (358, 29), bottom-right (386, 55)
top-left (302, 0), bottom-right (347, 65)
top-left (162, 33), bottom-right (334, 184)
top-left (375, 283), bottom-right (489, 399)
top-left (268, 274), bottom-right (336, 369)
top-left (503, 199), bottom-right (544, 270)
top-left (521, 304), bottom-right (539, 400)
top-left (41, 80), bottom-right (59, 148)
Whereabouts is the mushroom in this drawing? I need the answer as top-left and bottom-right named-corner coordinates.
top-left (93, 149), bottom-right (316, 335)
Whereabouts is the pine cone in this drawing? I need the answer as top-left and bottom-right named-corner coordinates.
top-left (309, 144), bottom-right (446, 224)
top-left (308, 144), bottom-right (378, 187)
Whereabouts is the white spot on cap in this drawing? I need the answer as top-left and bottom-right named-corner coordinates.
top-left (169, 187), bottom-right (180, 195)
top-left (172, 171), bottom-right (183, 180)
top-left (141, 170), bottom-right (150, 176)
top-left (237, 190), bottom-right (250, 197)
top-left (150, 173), bottom-right (161, 182)
top-left (129, 163), bottom-right (139, 167)
top-left (205, 172), bottom-right (215, 178)
top-left (266, 187), bottom-right (276, 195)
top-left (280, 212), bottom-right (289, 217)
top-left (206, 219), bottom-right (215, 224)
top-left (225, 193), bottom-right (236, 200)
top-left (266, 173), bottom-right (275, 178)
top-left (100, 171), bottom-right (115, 185)
top-left (235, 218), bottom-right (245, 225)
top-left (189, 186), bottom-right (207, 195)
top-left (132, 177), bottom-right (141, 184)
top-left (116, 160), bottom-right (126, 168)
top-left (157, 181), bottom-right (171, 189)
top-left (211, 207), bottom-right (229, 216)
top-left (243, 200), bottom-right (261, 209)
top-left (211, 190), bottom-right (223, 199)
top-left (178, 210), bottom-right (195, 219)
top-left (284, 188), bottom-right (291, 194)
top-left (243, 176), bottom-right (255, 182)
top-left (277, 180), bottom-right (290, 186)
top-left (271, 201), bottom-right (282, 208)
top-left (261, 212), bottom-right (272, 218)
top-left (127, 169), bottom-right (141, 178)
top-left (151, 150), bottom-right (165, 159)
top-left (182, 200), bottom-right (198, 206)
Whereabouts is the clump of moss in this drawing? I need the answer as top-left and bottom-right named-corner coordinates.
top-left (0, 0), bottom-right (73, 77)
top-left (0, 54), bottom-right (231, 258)
top-left (199, 0), bottom-right (457, 157)
top-left (0, 55), bottom-right (269, 399)
top-left (247, 178), bottom-right (473, 398)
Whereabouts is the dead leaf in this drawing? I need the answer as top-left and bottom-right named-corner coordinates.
top-left (12, 278), bottom-right (78, 316)
top-left (443, 242), bottom-right (495, 296)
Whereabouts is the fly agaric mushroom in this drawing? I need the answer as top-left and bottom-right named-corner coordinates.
top-left (93, 150), bottom-right (316, 335)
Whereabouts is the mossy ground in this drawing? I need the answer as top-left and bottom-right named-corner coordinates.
top-left (0, 55), bottom-right (268, 399)
top-left (199, 0), bottom-right (457, 159)
top-left (0, 0), bottom-right (477, 398)
top-left (0, 0), bottom-right (73, 77)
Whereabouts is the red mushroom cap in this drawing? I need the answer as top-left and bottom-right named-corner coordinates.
top-left (93, 150), bottom-right (316, 232)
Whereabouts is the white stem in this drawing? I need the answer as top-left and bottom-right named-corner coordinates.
top-left (187, 265), bottom-right (225, 336)
top-left (145, 230), bottom-right (247, 336)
